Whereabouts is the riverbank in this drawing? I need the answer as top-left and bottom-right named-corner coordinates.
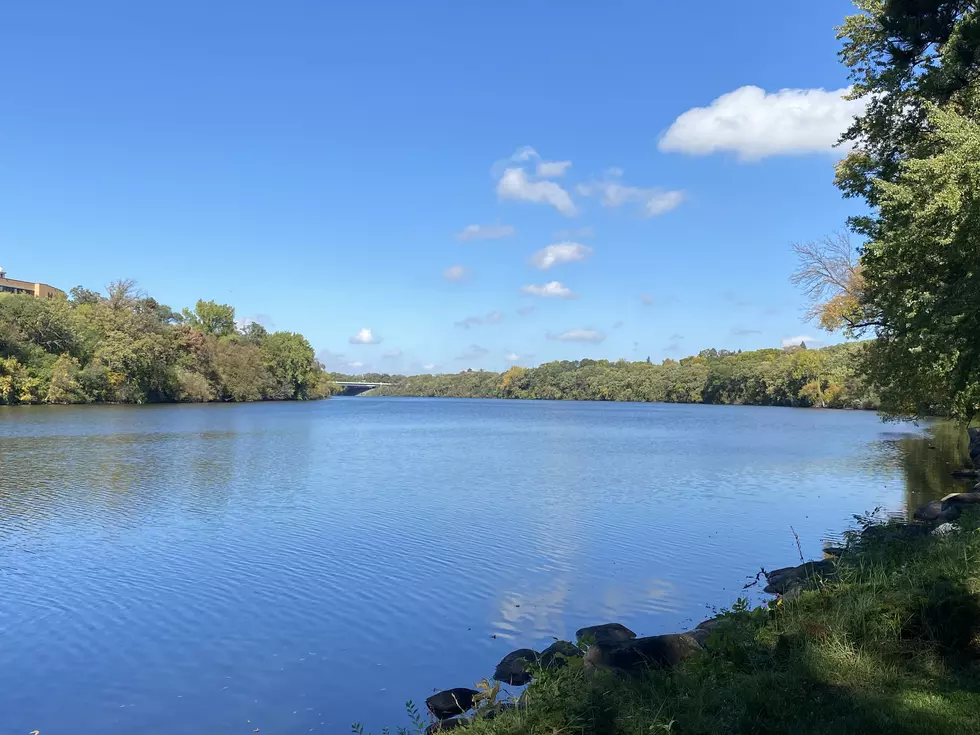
top-left (371, 458), bottom-right (980, 733)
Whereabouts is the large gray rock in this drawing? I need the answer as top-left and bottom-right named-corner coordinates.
top-left (425, 688), bottom-right (480, 720)
top-left (584, 634), bottom-right (701, 674)
top-left (969, 427), bottom-right (980, 468)
top-left (951, 468), bottom-right (980, 480)
top-left (763, 559), bottom-right (836, 595)
top-left (688, 617), bottom-right (723, 646)
top-left (575, 623), bottom-right (637, 644)
top-left (539, 640), bottom-right (583, 670)
top-left (493, 648), bottom-right (538, 686)
top-left (942, 491), bottom-right (980, 508)
top-left (914, 500), bottom-right (944, 521)
top-left (425, 717), bottom-right (469, 733)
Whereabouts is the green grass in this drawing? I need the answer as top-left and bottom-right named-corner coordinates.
top-left (367, 510), bottom-right (980, 734)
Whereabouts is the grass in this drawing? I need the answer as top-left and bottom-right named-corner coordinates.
top-left (364, 510), bottom-right (980, 734)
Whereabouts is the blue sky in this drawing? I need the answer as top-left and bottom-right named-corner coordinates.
top-left (0, 1), bottom-right (864, 374)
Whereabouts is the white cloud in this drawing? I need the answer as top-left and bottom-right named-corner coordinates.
top-left (443, 265), bottom-right (469, 281)
top-left (555, 225), bottom-right (595, 239)
top-left (613, 320), bottom-right (625, 329)
top-left (349, 328), bottom-right (381, 345)
top-left (578, 178), bottom-right (684, 217)
top-left (347, 361), bottom-right (364, 369)
top-left (517, 306), bottom-right (536, 316)
top-left (383, 348), bottom-right (403, 358)
top-left (456, 223), bottom-right (515, 241)
top-left (640, 294), bottom-right (653, 306)
top-left (513, 145), bottom-right (539, 161)
top-left (732, 327), bottom-right (763, 336)
top-left (497, 168), bottom-right (577, 216)
top-left (548, 329), bottom-right (607, 343)
top-left (236, 313), bottom-right (274, 331)
top-left (530, 242), bottom-right (593, 270)
top-left (455, 310), bottom-right (504, 329)
top-left (456, 344), bottom-right (490, 361)
top-left (521, 281), bottom-right (578, 299)
top-left (659, 86), bottom-right (866, 161)
top-left (536, 160), bottom-right (572, 178)
top-left (422, 363), bottom-right (438, 372)
top-left (505, 352), bottom-right (521, 362)
top-left (781, 335), bottom-right (821, 348)
top-left (670, 332), bottom-right (684, 340)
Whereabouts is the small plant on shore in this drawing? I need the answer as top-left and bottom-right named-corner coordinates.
top-left (351, 700), bottom-right (425, 735)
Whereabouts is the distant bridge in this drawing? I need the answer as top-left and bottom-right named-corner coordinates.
top-left (333, 381), bottom-right (392, 396)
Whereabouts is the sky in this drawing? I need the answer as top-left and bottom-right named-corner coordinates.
top-left (0, 1), bottom-right (866, 375)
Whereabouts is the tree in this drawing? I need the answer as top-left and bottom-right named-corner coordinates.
top-left (861, 106), bottom-right (980, 421)
top-left (836, 0), bottom-right (980, 215)
top-left (240, 321), bottom-right (268, 345)
top-left (261, 331), bottom-right (319, 399)
top-left (790, 232), bottom-right (875, 332)
top-left (793, 2), bottom-right (980, 421)
top-left (181, 300), bottom-right (237, 338)
top-left (46, 354), bottom-right (88, 404)
top-left (215, 340), bottom-right (268, 401)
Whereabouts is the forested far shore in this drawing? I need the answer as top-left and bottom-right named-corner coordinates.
top-left (0, 282), bottom-right (333, 405)
top-left (338, 342), bottom-right (879, 409)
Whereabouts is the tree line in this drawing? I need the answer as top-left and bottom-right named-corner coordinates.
top-left (352, 342), bottom-right (877, 408)
top-left (0, 280), bottom-right (333, 405)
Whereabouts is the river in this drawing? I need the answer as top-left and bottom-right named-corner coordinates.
top-left (0, 398), bottom-right (968, 733)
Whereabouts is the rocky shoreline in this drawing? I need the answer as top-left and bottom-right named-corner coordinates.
top-left (417, 428), bottom-right (980, 734)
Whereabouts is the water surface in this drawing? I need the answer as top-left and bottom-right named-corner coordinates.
top-left (0, 399), bottom-right (967, 733)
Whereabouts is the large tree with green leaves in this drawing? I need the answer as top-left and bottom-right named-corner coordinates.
top-left (798, 1), bottom-right (980, 421)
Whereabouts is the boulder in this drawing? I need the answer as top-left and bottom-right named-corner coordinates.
top-left (539, 640), bottom-right (583, 670)
top-left (425, 688), bottom-right (480, 720)
top-left (688, 617), bottom-right (723, 646)
top-left (425, 717), bottom-right (469, 733)
top-left (969, 427), bottom-right (980, 468)
top-left (951, 468), bottom-right (980, 480)
top-left (861, 522), bottom-right (930, 543)
top-left (493, 648), bottom-right (538, 686)
top-left (763, 559), bottom-right (836, 595)
top-left (913, 500), bottom-right (945, 522)
top-left (575, 623), bottom-right (637, 644)
top-left (584, 634), bottom-right (701, 674)
top-left (941, 492), bottom-right (980, 508)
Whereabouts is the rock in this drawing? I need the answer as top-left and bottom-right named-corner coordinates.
top-left (951, 468), bottom-right (980, 480)
top-left (969, 427), bottom-right (980, 468)
top-left (914, 500), bottom-right (945, 522)
top-left (425, 717), bottom-right (469, 733)
top-left (932, 522), bottom-right (958, 537)
top-left (539, 640), bottom-right (583, 670)
top-left (575, 623), bottom-right (637, 644)
top-left (584, 634), bottom-right (701, 675)
top-left (763, 559), bottom-right (836, 595)
top-left (938, 505), bottom-right (962, 524)
top-left (942, 491), bottom-right (980, 508)
top-left (493, 648), bottom-right (538, 686)
top-left (425, 688), bottom-right (480, 720)
top-left (780, 584), bottom-right (804, 602)
top-left (688, 617), bottom-right (723, 646)
top-left (860, 522), bottom-right (930, 543)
